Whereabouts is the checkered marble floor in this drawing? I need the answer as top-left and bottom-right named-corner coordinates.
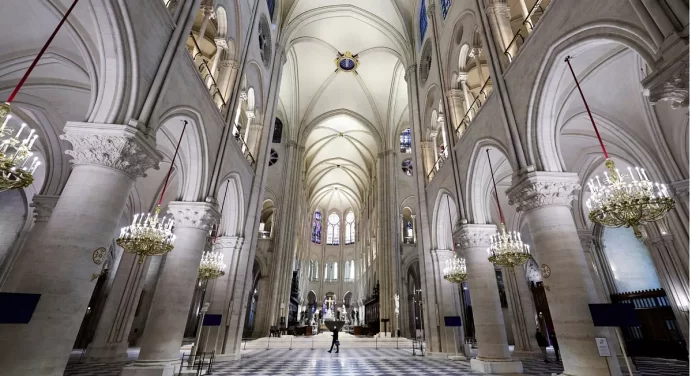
top-left (63, 348), bottom-right (689, 376)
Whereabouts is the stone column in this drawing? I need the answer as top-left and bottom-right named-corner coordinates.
top-left (430, 249), bottom-right (465, 357)
top-left (459, 224), bottom-right (523, 374)
top-left (195, 6), bottom-right (215, 47)
top-left (0, 195), bottom-right (59, 290)
top-left (507, 171), bottom-right (613, 375)
top-left (457, 72), bottom-right (472, 119)
top-left (0, 123), bottom-right (160, 376)
top-left (445, 89), bottom-right (465, 138)
top-left (421, 140), bottom-right (435, 178)
top-left (84, 253), bottom-right (153, 362)
top-left (121, 201), bottom-right (219, 376)
top-left (485, 1), bottom-right (517, 61)
top-left (502, 265), bottom-right (541, 357)
top-left (217, 59), bottom-right (239, 110)
top-left (469, 47), bottom-right (485, 86)
top-left (206, 38), bottom-right (227, 90)
top-left (202, 236), bottom-right (243, 354)
top-left (246, 121), bottom-right (263, 160)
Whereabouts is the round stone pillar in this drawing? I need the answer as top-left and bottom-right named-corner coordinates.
top-left (1, 194), bottom-right (59, 290)
top-left (121, 201), bottom-right (219, 376)
top-left (430, 249), bottom-right (465, 357)
top-left (508, 171), bottom-right (612, 375)
top-left (0, 123), bottom-right (161, 376)
top-left (459, 224), bottom-right (523, 374)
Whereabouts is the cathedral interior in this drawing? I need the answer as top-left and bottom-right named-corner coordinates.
top-left (0, 0), bottom-right (689, 375)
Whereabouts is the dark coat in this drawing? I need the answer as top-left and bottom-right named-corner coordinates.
top-left (332, 329), bottom-right (339, 341)
top-left (549, 332), bottom-right (559, 349)
top-left (535, 331), bottom-right (548, 347)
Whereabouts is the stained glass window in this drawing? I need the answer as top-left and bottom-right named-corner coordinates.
top-left (272, 118), bottom-right (283, 143)
top-left (400, 128), bottom-right (412, 153)
top-left (419, 0), bottom-right (428, 45)
top-left (345, 211), bottom-right (355, 245)
top-left (402, 159), bottom-right (413, 176)
top-left (441, 0), bottom-right (451, 19)
top-left (267, 0), bottom-right (275, 19)
top-left (311, 210), bottom-right (322, 244)
top-left (327, 212), bottom-right (340, 245)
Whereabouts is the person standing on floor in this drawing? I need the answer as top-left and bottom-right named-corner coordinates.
top-left (549, 331), bottom-right (560, 362)
top-left (535, 328), bottom-right (549, 363)
top-left (328, 327), bottom-right (340, 353)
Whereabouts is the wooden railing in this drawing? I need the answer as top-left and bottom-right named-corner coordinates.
top-left (189, 33), bottom-right (227, 113)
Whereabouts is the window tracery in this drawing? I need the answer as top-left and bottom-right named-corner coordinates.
top-left (327, 212), bottom-right (340, 245)
top-left (345, 211), bottom-right (355, 245)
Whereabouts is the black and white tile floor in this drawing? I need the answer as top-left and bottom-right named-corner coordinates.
top-left (63, 348), bottom-right (689, 376)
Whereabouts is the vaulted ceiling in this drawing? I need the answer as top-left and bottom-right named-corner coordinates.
top-left (278, 0), bottom-right (413, 212)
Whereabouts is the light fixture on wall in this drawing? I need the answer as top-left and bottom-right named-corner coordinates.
top-left (443, 254), bottom-right (467, 283)
top-left (199, 180), bottom-right (230, 280)
top-left (486, 149), bottom-right (531, 267)
top-left (116, 121), bottom-right (188, 263)
top-left (0, 0), bottom-right (80, 191)
top-left (565, 56), bottom-right (674, 239)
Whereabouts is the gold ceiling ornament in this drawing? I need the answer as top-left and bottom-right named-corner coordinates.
top-left (485, 149), bottom-right (531, 268)
top-left (335, 51), bottom-right (359, 72)
top-left (0, 115), bottom-right (40, 192)
top-left (443, 254), bottom-right (468, 283)
top-left (565, 56), bottom-right (674, 239)
top-left (117, 121), bottom-right (189, 263)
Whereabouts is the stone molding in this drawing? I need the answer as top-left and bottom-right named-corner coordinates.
top-left (218, 59), bottom-right (239, 69)
top-left (456, 224), bottom-right (496, 250)
top-left (214, 236), bottom-right (244, 251)
top-left (60, 122), bottom-right (162, 179)
top-left (507, 171), bottom-right (580, 212)
top-left (457, 72), bottom-right (469, 82)
top-left (377, 149), bottom-right (395, 158)
top-left (30, 195), bottom-right (60, 223)
top-left (670, 179), bottom-right (689, 197)
top-left (576, 229), bottom-right (595, 251)
top-left (446, 89), bottom-right (464, 99)
top-left (168, 201), bottom-right (220, 231)
top-left (426, 3), bottom-right (435, 19)
top-left (643, 54), bottom-right (689, 108)
top-left (485, 3), bottom-right (511, 19)
top-left (404, 64), bottom-right (417, 82)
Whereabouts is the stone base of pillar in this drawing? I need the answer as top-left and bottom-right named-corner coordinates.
top-left (511, 349), bottom-right (543, 359)
top-left (120, 360), bottom-right (177, 376)
top-left (378, 331), bottom-right (392, 338)
top-left (214, 353), bottom-right (241, 362)
top-left (83, 343), bottom-right (128, 363)
top-left (470, 358), bottom-right (523, 374)
top-left (426, 351), bottom-right (467, 360)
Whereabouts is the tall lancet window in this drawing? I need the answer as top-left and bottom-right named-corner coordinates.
top-left (345, 211), bottom-right (355, 245)
top-left (419, 0), bottom-right (427, 45)
top-left (327, 212), bottom-right (340, 245)
top-left (400, 128), bottom-right (412, 153)
top-left (333, 261), bottom-right (338, 280)
top-left (441, 0), bottom-right (451, 19)
top-left (311, 210), bottom-right (322, 244)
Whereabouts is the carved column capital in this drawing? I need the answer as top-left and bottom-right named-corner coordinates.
top-left (214, 38), bottom-right (228, 50)
top-left (214, 236), bottom-right (244, 251)
top-left (485, 2), bottom-right (511, 19)
top-left (469, 47), bottom-right (483, 59)
top-left (457, 72), bottom-right (469, 83)
top-left (30, 195), bottom-right (60, 223)
top-left (168, 201), bottom-right (220, 231)
top-left (446, 89), bottom-right (464, 99)
top-left (404, 64), bottom-right (417, 83)
top-left (456, 223), bottom-right (496, 250)
top-left (507, 171), bottom-right (581, 212)
top-left (60, 122), bottom-right (162, 180)
top-left (426, 3), bottom-right (436, 19)
top-left (643, 55), bottom-right (689, 108)
top-left (577, 229), bottom-right (595, 251)
top-left (218, 59), bottom-right (239, 69)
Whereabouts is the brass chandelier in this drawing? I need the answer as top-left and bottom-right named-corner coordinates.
top-left (117, 121), bottom-right (188, 263)
top-left (198, 180), bottom-right (230, 280)
top-left (0, 118), bottom-right (40, 192)
top-left (443, 254), bottom-right (468, 283)
top-left (485, 149), bottom-right (531, 267)
top-left (565, 56), bottom-right (674, 239)
top-left (0, 0), bottom-right (80, 191)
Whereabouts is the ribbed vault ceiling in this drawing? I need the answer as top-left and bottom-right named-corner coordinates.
top-left (279, 0), bottom-right (411, 213)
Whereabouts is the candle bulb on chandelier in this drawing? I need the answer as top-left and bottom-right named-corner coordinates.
top-left (0, 114), bottom-right (11, 133)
